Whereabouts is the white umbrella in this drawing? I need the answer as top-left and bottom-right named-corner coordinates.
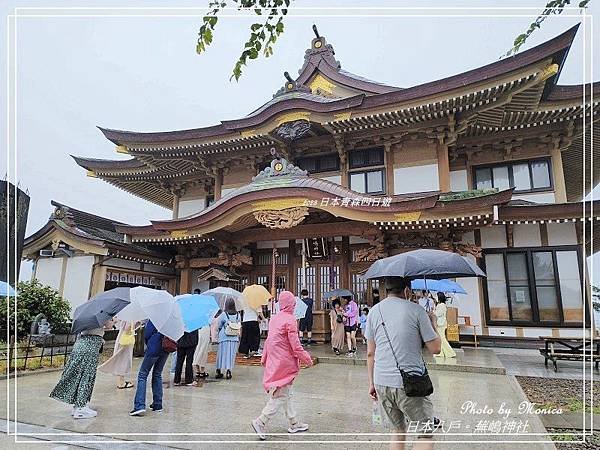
top-left (117, 286), bottom-right (185, 340)
top-left (203, 287), bottom-right (245, 311)
top-left (294, 297), bottom-right (308, 320)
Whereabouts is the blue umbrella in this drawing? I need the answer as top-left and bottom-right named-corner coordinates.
top-left (0, 281), bottom-right (16, 297)
top-left (175, 294), bottom-right (219, 332)
top-left (436, 279), bottom-right (467, 294)
top-left (411, 279), bottom-right (467, 294)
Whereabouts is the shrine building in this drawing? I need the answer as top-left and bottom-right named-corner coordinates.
top-left (24, 25), bottom-right (599, 343)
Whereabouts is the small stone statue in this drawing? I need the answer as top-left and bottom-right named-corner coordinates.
top-left (37, 318), bottom-right (51, 335)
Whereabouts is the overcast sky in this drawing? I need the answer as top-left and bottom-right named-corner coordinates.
top-left (1, 1), bottom-right (598, 281)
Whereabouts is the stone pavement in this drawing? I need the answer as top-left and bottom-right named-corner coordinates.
top-left (0, 356), bottom-right (557, 449)
top-left (492, 347), bottom-right (593, 380)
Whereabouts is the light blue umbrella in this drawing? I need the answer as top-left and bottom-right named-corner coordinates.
top-left (411, 279), bottom-right (467, 294)
top-left (175, 294), bottom-right (219, 332)
top-left (0, 281), bottom-right (16, 297)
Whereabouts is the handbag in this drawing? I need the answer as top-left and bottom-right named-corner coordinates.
top-left (162, 336), bottom-right (178, 353)
top-left (224, 313), bottom-right (242, 336)
top-left (378, 308), bottom-right (434, 398)
top-left (336, 314), bottom-right (343, 324)
top-left (119, 324), bottom-right (135, 346)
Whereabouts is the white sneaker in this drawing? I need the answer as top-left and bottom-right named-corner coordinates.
top-left (252, 418), bottom-right (266, 440)
top-left (73, 407), bottom-right (96, 419)
top-left (83, 406), bottom-right (97, 416)
top-left (288, 422), bottom-right (309, 433)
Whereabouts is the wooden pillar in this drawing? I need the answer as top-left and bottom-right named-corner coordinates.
top-left (335, 136), bottom-right (348, 188)
top-left (179, 262), bottom-right (192, 295)
top-left (437, 141), bottom-right (451, 192)
top-left (288, 240), bottom-right (296, 294)
top-left (551, 144), bottom-right (568, 203)
top-left (474, 229), bottom-right (488, 336)
top-left (172, 193), bottom-right (180, 219)
top-left (385, 142), bottom-right (395, 195)
top-left (89, 262), bottom-right (107, 298)
top-left (214, 169), bottom-right (223, 201)
top-left (58, 256), bottom-right (68, 296)
top-left (340, 236), bottom-right (350, 289)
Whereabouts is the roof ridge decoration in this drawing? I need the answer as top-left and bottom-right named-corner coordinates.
top-left (252, 156), bottom-right (308, 182)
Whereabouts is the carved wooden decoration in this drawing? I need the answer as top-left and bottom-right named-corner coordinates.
top-left (254, 206), bottom-right (309, 229)
top-left (355, 230), bottom-right (388, 261)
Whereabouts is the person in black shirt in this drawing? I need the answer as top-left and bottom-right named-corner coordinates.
top-left (298, 289), bottom-right (314, 345)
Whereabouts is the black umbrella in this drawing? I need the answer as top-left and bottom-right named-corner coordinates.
top-left (322, 288), bottom-right (355, 299)
top-left (71, 287), bottom-right (131, 334)
top-left (362, 249), bottom-right (486, 280)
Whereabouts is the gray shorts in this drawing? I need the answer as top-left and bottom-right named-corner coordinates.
top-left (375, 384), bottom-right (434, 434)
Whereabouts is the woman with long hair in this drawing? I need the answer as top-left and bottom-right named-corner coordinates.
top-left (434, 292), bottom-right (456, 358)
top-left (329, 299), bottom-right (345, 355)
top-left (50, 326), bottom-right (106, 419)
top-left (215, 298), bottom-right (241, 380)
top-left (98, 320), bottom-right (137, 389)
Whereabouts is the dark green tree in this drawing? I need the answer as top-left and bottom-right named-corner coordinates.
top-left (0, 279), bottom-right (72, 338)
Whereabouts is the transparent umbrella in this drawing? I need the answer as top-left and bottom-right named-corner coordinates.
top-left (117, 286), bottom-right (184, 340)
top-left (203, 287), bottom-right (244, 311)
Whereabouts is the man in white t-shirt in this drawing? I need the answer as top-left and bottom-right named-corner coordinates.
top-left (365, 277), bottom-right (441, 450)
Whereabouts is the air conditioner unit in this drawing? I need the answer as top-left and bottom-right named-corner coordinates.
top-left (39, 250), bottom-right (55, 257)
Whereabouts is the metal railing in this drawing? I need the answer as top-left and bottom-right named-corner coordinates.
top-left (0, 333), bottom-right (77, 371)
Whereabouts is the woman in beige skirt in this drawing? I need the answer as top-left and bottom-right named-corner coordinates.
top-left (98, 320), bottom-right (137, 388)
top-left (193, 326), bottom-right (211, 379)
top-left (329, 299), bottom-right (345, 356)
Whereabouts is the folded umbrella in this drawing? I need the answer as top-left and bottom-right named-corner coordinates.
top-left (363, 249), bottom-right (486, 280)
top-left (117, 286), bottom-right (184, 340)
top-left (294, 297), bottom-right (308, 320)
top-left (176, 294), bottom-right (219, 332)
top-left (0, 281), bottom-right (16, 297)
top-left (71, 287), bottom-right (130, 334)
top-left (203, 287), bottom-right (244, 311)
top-left (242, 284), bottom-right (272, 310)
top-left (322, 288), bottom-right (354, 299)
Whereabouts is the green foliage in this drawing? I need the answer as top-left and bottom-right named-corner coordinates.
top-left (0, 279), bottom-right (71, 338)
top-left (197, 0), bottom-right (291, 81)
top-left (505, 0), bottom-right (591, 57)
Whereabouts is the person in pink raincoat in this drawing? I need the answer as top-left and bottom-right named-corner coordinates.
top-left (251, 291), bottom-right (313, 440)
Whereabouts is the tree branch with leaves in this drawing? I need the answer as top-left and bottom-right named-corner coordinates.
top-left (197, 0), bottom-right (291, 81)
top-left (504, 0), bottom-right (591, 57)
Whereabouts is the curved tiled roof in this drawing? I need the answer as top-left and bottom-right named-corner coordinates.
top-left (89, 25), bottom-right (580, 147)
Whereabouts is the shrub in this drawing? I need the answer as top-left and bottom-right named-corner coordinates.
top-left (0, 279), bottom-right (71, 338)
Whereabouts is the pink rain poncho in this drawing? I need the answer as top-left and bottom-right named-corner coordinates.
top-left (261, 291), bottom-right (312, 392)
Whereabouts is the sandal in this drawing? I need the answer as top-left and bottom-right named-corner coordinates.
top-left (186, 381), bottom-right (199, 387)
top-left (117, 381), bottom-right (134, 389)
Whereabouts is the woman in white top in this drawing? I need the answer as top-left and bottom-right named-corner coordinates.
top-left (434, 292), bottom-right (456, 358)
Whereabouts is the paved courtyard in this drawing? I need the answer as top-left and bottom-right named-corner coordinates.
top-left (0, 354), bottom-right (558, 449)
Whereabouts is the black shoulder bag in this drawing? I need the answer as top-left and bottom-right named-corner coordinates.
top-left (378, 308), bottom-right (433, 397)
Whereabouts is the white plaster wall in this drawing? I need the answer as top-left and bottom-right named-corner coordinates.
top-left (480, 225), bottom-right (507, 248)
top-left (178, 197), bottom-right (206, 218)
top-left (393, 164), bottom-right (439, 194)
top-left (34, 257), bottom-right (63, 291)
top-left (522, 328), bottom-right (554, 338)
top-left (450, 169), bottom-right (468, 192)
top-left (450, 276), bottom-right (482, 334)
top-left (190, 271), bottom-right (211, 294)
top-left (63, 256), bottom-right (95, 315)
top-left (512, 192), bottom-right (556, 204)
top-left (257, 240), bottom-right (289, 249)
top-left (513, 224), bottom-right (542, 247)
top-left (559, 329), bottom-right (590, 338)
top-left (547, 223), bottom-right (578, 245)
top-left (487, 327), bottom-right (517, 337)
top-left (320, 175), bottom-right (342, 185)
